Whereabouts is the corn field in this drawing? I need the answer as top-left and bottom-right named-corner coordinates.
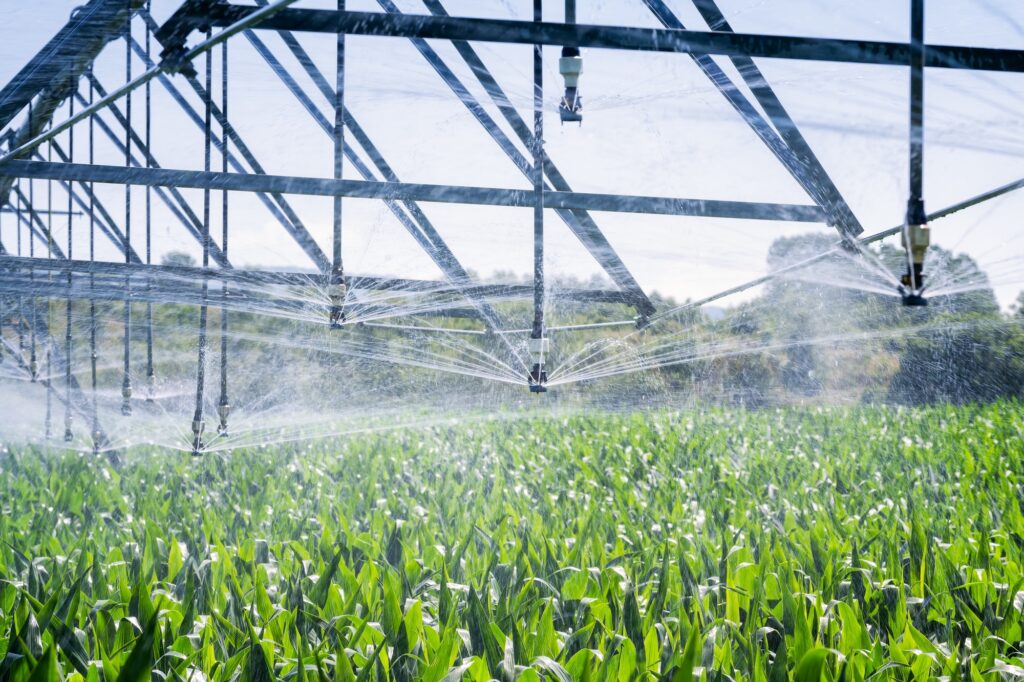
top-left (2, 401), bottom-right (1024, 681)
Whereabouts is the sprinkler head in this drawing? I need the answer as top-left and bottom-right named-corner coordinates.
top-left (121, 378), bottom-right (133, 416)
top-left (29, 357), bottom-right (38, 382)
top-left (328, 279), bottom-right (348, 329)
top-left (558, 48), bottom-right (583, 125)
top-left (900, 221), bottom-right (929, 307)
top-left (91, 429), bottom-right (106, 454)
top-left (63, 415), bottom-right (73, 442)
top-left (217, 398), bottom-right (231, 436)
top-left (146, 371), bottom-right (156, 403)
top-left (527, 336), bottom-right (549, 393)
top-left (191, 419), bottom-right (205, 457)
top-left (901, 290), bottom-right (928, 307)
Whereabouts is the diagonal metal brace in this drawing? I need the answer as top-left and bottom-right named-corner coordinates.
top-left (642, 0), bottom-right (863, 239)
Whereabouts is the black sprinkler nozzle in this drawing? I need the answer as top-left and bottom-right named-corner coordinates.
top-left (900, 263), bottom-right (927, 306)
top-left (121, 377), bottom-right (133, 416)
top-left (559, 89), bottom-right (583, 124)
top-left (217, 398), bottom-right (231, 436)
top-left (901, 291), bottom-right (928, 307)
top-left (528, 364), bottom-right (548, 393)
top-left (329, 306), bottom-right (345, 329)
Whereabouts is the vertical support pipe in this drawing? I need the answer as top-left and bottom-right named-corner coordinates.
top-left (26, 100), bottom-right (37, 378)
top-left (145, 0), bottom-right (155, 402)
top-left (45, 139), bottom-right (53, 438)
top-left (64, 94), bottom-right (74, 442)
top-left (908, 0), bottom-right (924, 219)
top-left (16, 182), bottom-right (25, 356)
top-left (528, 0), bottom-right (548, 392)
top-left (121, 4), bottom-right (133, 416)
top-left (27, 123), bottom-right (37, 382)
top-left (88, 71), bottom-right (102, 450)
top-left (191, 32), bottom-right (213, 456)
top-left (901, 0), bottom-right (929, 303)
top-left (218, 39), bottom-right (230, 436)
top-left (329, 0), bottom-right (347, 328)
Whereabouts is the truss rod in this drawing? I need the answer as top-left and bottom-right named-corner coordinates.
top-left (128, 39), bottom-right (306, 268)
top-left (644, 0), bottom-right (863, 238)
top-left (134, 13), bottom-right (328, 272)
top-left (242, 25), bottom-right (549, 339)
top-left (75, 80), bottom-right (229, 267)
top-left (9, 185), bottom-right (67, 260)
top-left (379, 0), bottom-right (654, 318)
top-left (47, 139), bottom-right (143, 262)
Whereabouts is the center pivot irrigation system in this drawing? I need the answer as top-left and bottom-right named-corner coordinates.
top-left (0, 0), bottom-right (1022, 453)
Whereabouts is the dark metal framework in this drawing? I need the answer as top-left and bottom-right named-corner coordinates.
top-left (0, 0), bottom-right (1022, 443)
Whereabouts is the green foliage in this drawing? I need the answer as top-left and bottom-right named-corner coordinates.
top-left (3, 402), bottom-right (1024, 681)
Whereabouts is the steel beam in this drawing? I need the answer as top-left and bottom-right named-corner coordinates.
top-left (180, 6), bottom-right (1024, 72)
top-left (0, 160), bottom-right (828, 221)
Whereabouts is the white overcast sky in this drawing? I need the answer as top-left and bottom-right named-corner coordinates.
top-left (1, 0), bottom-right (1022, 310)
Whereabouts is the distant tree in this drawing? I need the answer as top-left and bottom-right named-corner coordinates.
top-left (161, 250), bottom-right (196, 268)
top-left (1014, 291), bottom-right (1024, 317)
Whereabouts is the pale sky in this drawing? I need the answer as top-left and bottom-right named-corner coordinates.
top-left (1, 0), bottom-right (1022, 311)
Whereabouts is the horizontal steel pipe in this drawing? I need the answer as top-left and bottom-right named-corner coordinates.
top-left (0, 160), bottom-right (826, 222)
top-left (181, 7), bottom-right (1024, 72)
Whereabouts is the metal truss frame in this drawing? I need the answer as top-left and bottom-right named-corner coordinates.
top-left (0, 0), bottom-right (1022, 437)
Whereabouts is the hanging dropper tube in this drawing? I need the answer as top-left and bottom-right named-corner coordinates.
top-left (529, 0), bottom-right (549, 393)
top-left (901, 0), bottom-right (928, 307)
top-left (329, 0), bottom-right (348, 328)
